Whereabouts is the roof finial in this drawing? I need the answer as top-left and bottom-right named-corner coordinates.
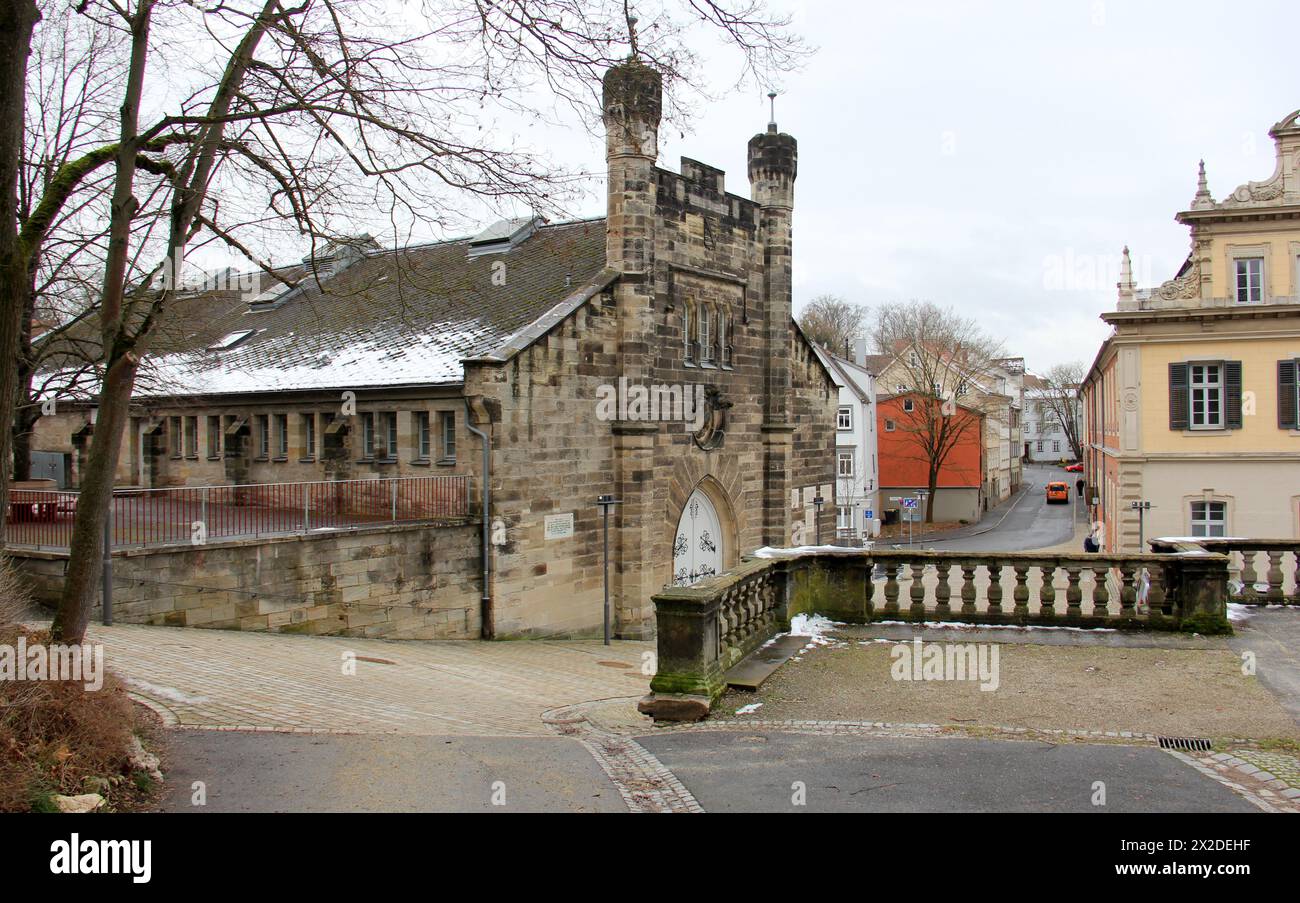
top-left (767, 91), bottom-right (779, 133)
top-left (1192, 159), bottom-right (1214, 209)
top-left (627, 14), bottom-right (639, 59)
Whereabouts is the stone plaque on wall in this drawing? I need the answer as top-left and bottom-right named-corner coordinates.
top-left (544, 513), bottom-right (575, 541)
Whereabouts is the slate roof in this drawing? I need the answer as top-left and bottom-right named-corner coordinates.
top-left (48, 217), bottom-right (608, 399)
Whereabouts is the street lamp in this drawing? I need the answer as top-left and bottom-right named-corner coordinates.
top-left (813, 493), bottom-right (824, 545)
top-left (596, 495), bottom-right (621, 645)
top-left (1130, 500), bottom-right (1154, 551)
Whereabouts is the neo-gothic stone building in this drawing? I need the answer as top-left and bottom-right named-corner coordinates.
top-left (30, 60), bottom-right (839, 640)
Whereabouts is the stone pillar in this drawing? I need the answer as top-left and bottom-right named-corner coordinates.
top-left (612, 420), bottom-right (658, 639)
top-left (750, 122), bottom-right (798, 548)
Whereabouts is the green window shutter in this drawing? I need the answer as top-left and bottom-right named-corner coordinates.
top-left (1168, 363), bottom-right (1189, 430)
top-left (1280, 360), bottom-right (1299, 430)
top-left (1224, 361), bottom-right (1243, 429)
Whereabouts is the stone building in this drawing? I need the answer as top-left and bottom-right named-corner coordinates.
top-left (28, 60), bottom-right (839, 639)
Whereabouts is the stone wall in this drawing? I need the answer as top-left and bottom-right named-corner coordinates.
top-left (9, 521), bottom-right (482, 639)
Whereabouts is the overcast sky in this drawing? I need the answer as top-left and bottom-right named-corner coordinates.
top-left (194, 0), bottom-right (1299, 374)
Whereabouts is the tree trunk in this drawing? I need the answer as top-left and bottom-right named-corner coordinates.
top-left (50, 355), bottom-right (136, 642)
top-left (926, 470), bottom-right (939, 523)
top-left (0, 0), bottom-right (41, 545)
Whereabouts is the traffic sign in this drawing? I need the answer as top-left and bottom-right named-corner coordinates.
top-left (901, 498), bottom-right (919, 509)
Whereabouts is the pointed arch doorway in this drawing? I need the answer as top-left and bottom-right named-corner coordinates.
top-left (672, 488), bottom-right (723, 586)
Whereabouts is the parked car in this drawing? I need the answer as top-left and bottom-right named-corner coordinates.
top-left (1045, 481), bottom-right (1069, 504)
top-left (1063, 462), bottom-right (1083, 473)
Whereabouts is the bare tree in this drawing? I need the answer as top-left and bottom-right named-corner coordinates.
top-left (1028, 361), bottom-right (1085, 461)
top-left (10, 0), bottom-right (805, 643)
top-left (873, 300), bottom-right (1004, 523)
top-left (0, 0), bottom-right (43, 545)
top-left (797, 294), bottom-right (867, 353)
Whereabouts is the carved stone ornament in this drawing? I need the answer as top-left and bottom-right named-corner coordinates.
top-left (1152, 258), bottom-right (1201, 301)
top-left (692, 385), bottom-right (731, 451)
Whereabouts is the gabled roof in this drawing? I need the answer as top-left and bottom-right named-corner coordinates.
top-left (52, 218), bottom-right (608, 398)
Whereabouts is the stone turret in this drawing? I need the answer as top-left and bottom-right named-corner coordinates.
top-left (602, 61), bottom-right (661, 277)
top-left (748, 115), bottom-right (798, 419)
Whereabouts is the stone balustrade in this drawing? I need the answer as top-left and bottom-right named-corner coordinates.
top-left (643, 545), bottom-right (1233, 721)
top-left (1149, 538), bottom-right (1299, 605)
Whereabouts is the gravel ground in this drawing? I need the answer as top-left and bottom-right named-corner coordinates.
top-left (717, 625), bottom-right (1300, 743)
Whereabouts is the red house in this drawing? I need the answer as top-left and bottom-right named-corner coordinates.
top-left (877, 392), bottom-right (984, 523)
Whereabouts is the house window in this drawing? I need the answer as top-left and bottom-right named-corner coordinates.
top-left (837, 451), bottom-right (854, 478)
top-left (256, 415), bottom-right (270, 459)
top-left (1235, 257), bottom-right (1264, 304)
top-left (884, 419), bottom-right (896, 432)
top-left (274, 414), bottom-right (288, 459)
top-left (384, 412), bottom-right (398, 459)
top-left (439, 411), bottom-right (456, 461)
top-left (903, 399), bottom-right (915, 413)
top-left (361, 413), bottom-right (375, 458)
top-left (1190, 501), bottom-right (1226, 538)
top-left (207, 415), bottom-right (221, 458)
top-left (1189, 363), bottom-right (1223, 429)
top-left (698, 307), bottom-right (713, 363)
top-left (301, 414), bottom-right (316, 460)
top-left (683, 305), bottom-right (694, 363)
top-left (169, 416), bottom-right (182, 457)
top-left (415, 411), bottom-right (431, 459)
top-left (1037, 440), bottom-right (1044, 452)
top-left (1052, 440), bottom-right (1060, 453)
top-left (896, 383), bottom-right (905, 394)
top-left (837, 407), bottom-right (852, 430)
top-left (185, 416), bottom-right (198, 458)
top-left (837, 507), bottom-right (853, 530)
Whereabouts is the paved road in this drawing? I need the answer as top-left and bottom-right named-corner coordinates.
top-left (1230, 608), bottom-right (1300, 727)
top-left (159, 730), bottom-right (625, 812)
top-left (636, 731), bottom-right (1259, 813)
top-left (922, 463), bottom-right (1081, 553)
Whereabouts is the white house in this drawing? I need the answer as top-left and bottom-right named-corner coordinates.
top-left (813, 341), bottom-right (886, 542)
top-left (1023, 373), bottom-right (1082, 463)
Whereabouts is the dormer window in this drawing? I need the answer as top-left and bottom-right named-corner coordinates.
top-left (208, 329), bottom-right (254, 351)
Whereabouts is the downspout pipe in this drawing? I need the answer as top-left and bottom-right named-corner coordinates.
top-left (462, 399), bottom-right (493, 639)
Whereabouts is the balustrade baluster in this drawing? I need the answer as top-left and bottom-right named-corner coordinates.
top-left (1090, 565), bottom-right (1110, 618)
top-left (1038, 562), bottom-right (1056, 617)
top-left (1146, 564), bottom-right (1168, 621)
top-left (987, 563), bottom-right (1003, 616)
top-left (883, 562), bottom-right (900, 616)
top-left (1064, 565), bottom-right (1082, 618)
top-left (1240, 550), bottom-right (1258, 601)
top-left (910, 561), bottom-right (927, 617)
top-left (1266, 552), bottom-right (1285, 604)
top-left (960, 563), bottom-right (977, 616)
top-left (934, 561), bottom-right (952, 618)
top-left (1119, 563), bottom-right (1137, 618)
top-left (1013, 564), bottom-right (1030, 618)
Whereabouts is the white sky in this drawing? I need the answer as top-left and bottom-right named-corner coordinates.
top-left (191, 0), bottom-right (1300, 373)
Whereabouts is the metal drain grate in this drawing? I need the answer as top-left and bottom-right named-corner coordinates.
top-left (1158, 736), bottom-right (1213, 752)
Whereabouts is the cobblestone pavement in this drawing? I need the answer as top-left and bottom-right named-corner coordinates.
top-left (90, 623), bottom-right (652, 736)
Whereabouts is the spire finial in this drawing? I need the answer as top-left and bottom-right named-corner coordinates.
top-left (627, 14), bottom-right (639, 59)
top-left (1192, 158), bottom-right (1214, 209)
top-left (767, 91), bottom-right (779, 133)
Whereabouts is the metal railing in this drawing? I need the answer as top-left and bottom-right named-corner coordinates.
top-left (6, 475), bottom-right (471, 551)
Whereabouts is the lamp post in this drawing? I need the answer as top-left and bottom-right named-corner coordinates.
top-left (1130, 500), bottom-right (1154, 552)
top-left (596, 495), bottom-right (621, 645)
top-left (813, 493), bottom-right (824, 546)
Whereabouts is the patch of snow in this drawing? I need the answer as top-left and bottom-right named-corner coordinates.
top-left (734, 703), bottom-right (763, 715)
top-left (870, 620), bottom-right (1117, 633)
top-left (127, 678), bottom-right (209, 705)
top-left (1227, 603), bottom-right (1255, 623)
top-left (751, 544), bottom-right (869, 559)
top-left (788, 612), bottom-right (841, 650)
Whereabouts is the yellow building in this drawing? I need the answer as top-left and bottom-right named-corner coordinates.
top-left (1081, 109), bottom-right (1300, 552)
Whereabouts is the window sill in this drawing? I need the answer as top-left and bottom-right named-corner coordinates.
top-left (410, 458), bottom-right (431, 467)
top-left (1180, 428), bottom-right (1232, 436)
top-left (185, 454), bottom-right (199, 461)
top-left (206, 455), bottom-right (222, 461)
top-left (272, 456), bottom-right (288, 463)
top-left (253, 457), bottom-right (269, 463)
top-left (298, 457), bottom-right (316, 464)
top-left (683, 360), bottom-right (697, 368)
top-left (436, 458), bottom-right (456, 467)
top-left (698, 361), bottom-right (718, 370)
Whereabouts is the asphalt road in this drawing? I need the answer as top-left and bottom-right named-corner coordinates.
top-left (158, 730), bottom-right (625, 813)
top-left (635, 731), bottom-right (1259, 813)
top-left (155, 724), bottom-right (1262, 813)
top-left (923, 463), bottom-right (1081, 553)
top-left (1231, 608), bottom-right (1300, 727)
